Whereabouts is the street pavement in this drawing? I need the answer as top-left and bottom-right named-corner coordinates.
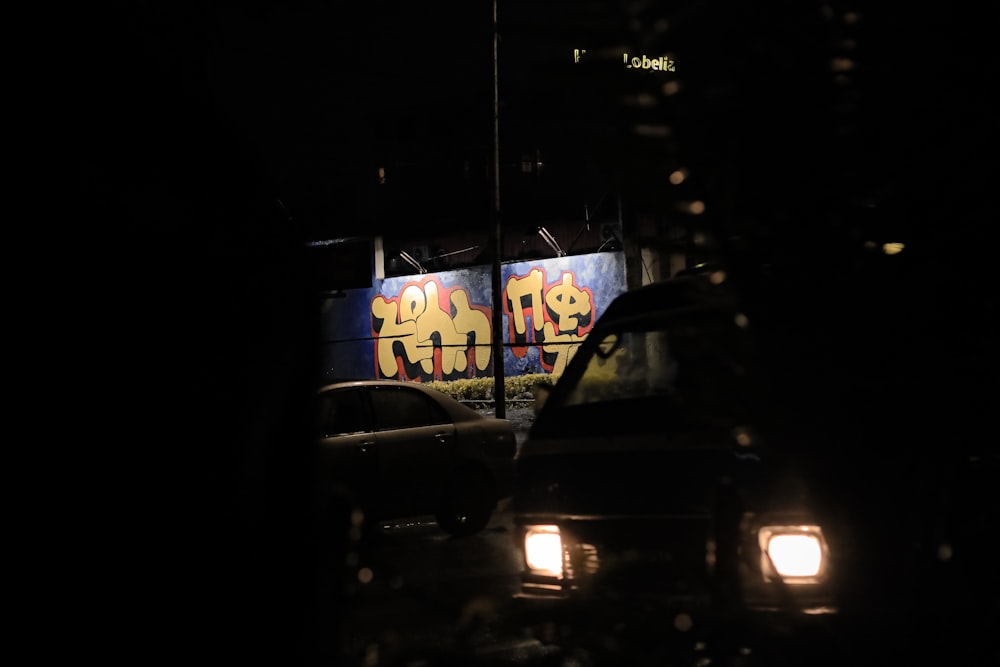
top-left (312, 406), bottom-right (541, 666)
top-left (330, 500), bottom-right (554, 666)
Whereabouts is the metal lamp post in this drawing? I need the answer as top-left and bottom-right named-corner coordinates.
top-left (490, 0), bottom-right (506, 418)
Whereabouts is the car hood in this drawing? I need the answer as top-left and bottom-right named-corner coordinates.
top-left (513, 431), bottom-right (804, 518)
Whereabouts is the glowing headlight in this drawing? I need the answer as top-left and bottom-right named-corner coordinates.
top-left (524, 524), bottom-right (563, 578)
top-left (758, 525), bottom-right (828, 584)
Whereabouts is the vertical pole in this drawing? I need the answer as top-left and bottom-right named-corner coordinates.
top-left (490, 0), bottom-right (506, 419)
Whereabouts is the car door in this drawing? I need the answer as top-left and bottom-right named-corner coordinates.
top-left (367, 384), bottom-right (457, 519)
top-left (314, 386), bottom-right (378, 510)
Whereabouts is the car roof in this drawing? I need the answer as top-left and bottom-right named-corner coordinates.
top-left (318, 378), bottom-right (407, 390)
top-left (596, 274), bottom-right (741, 326)
top-left (317, 379), bottom-right (489, 423)
top-left (317, 379), bottom-right (450, 396)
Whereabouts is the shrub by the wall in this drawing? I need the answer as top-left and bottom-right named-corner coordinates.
top-left (426, 373), bottom-right (559, 405)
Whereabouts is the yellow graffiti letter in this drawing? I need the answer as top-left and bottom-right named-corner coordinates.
top-left (414, 281), bottom-right (469, 375)
top-left (541, 321), bottom-right (587, 375)
top-left (451, 289), bottom-right (492, 371)
top-left (505, 269), bottom-right (545, 336)
top-left (545, 273), bottom-right (592, 333)
top-left (372, 297), bottom-right (421, 376)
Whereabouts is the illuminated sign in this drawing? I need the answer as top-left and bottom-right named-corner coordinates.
top-left (573, 49), bottom-right (676, 72)
top-left (623, 53), bottom-right (676, 72)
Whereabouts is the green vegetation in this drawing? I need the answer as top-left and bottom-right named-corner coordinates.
top-left (427, 373), bottom-right (559, 406)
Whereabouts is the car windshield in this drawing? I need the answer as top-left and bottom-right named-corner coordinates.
top-left (539, 307), bottom-right (758, 437)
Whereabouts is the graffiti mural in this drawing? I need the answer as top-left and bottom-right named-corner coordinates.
top-left (319, 251), bottom-right (626, 382)
top-left (371, 276), bottom-right (492, 381)
top-left (505, 268), bottom-right (595, 375)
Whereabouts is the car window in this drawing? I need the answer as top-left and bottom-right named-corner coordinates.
top-left (369, 386), bottom-right (450, 431)
top-left (546, 308), bottom-right (755, 437)
top-left (316, 387), bottom-right (371, 437)
top-left (566, 311), bottom-right (747, 404)
top-left (564, 329), bottom-right (677, 404)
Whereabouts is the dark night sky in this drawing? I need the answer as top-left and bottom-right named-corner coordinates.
top-left (75, 1), bottom-right (997, 246)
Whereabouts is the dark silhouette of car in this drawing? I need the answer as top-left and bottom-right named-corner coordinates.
top-left (313, 379), bottom-right (517, 537)
top-left (510, 273), bottom-right (845, 662)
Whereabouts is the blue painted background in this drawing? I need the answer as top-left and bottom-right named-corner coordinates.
top-left (319, 251), bottom-right (626, 382)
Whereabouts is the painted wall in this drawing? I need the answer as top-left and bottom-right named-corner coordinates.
top-left (320, 251), bottom-right (626, 382)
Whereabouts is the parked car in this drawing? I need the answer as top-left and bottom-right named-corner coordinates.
top-left (312, 379), bottom-right (517, 537)
top-left (510, 273), bottom-right (851, 663)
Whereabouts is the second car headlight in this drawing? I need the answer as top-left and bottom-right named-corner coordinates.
top-left (758, 525), bottom-right (829, 584)
top-left (524, 524), bottom-right (564, 578)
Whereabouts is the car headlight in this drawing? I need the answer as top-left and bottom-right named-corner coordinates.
top-left (524, 524), bottom-right (564, 578)
top-left (758, 524), bottom-right (829, 584)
